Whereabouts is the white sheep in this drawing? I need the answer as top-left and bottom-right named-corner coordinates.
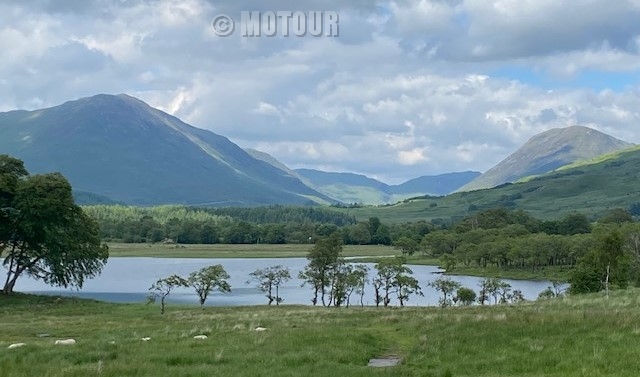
top-left (54, 339), bottom-right (76, 345)
top-left (7, 343), bottom-right (26, 349)
top-left (193, 335), bottom-right (208, 340)
top-left (254, 327), bottom-right (268, 332)
top-left (141, 337), bottom-right (151, 342)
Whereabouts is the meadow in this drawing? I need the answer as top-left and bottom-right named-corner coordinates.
top-left (1, 290), bottom-right (639, 376)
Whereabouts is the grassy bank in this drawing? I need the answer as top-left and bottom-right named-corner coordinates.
top-left (107, 243), bottom-right (400, 259)
top-left (1, 291), bottom-right (640, 376)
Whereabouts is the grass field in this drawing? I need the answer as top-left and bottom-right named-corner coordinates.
top-left (107, 243), bottom-right (401, 259)
top-left (1, 290), bottom-right (640, 376)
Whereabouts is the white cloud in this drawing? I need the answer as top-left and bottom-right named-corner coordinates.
top-left (0, 0), bottom-right (639, 183)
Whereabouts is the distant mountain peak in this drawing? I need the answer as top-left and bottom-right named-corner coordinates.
top-left (458, 125), bottom-right (632, 192)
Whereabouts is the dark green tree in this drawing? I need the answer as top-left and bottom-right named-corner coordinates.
top-left (188, 265), bottom-right (231, 307)
top-left (299, 234), bottom-right (343, 306)
top-left (455, 287), bottom-right (476, 306)
top-left (394, 236), bottom-right (419, 256)
top-left (2, 169), bottom-right (108, 295)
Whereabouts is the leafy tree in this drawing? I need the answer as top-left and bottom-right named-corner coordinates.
top-left (373, 258), bottom-right (420, 307)
top-left (429, 277), bottom-right (461, 307)
top-left (455, 287), bottom-right (476, 306)
top-left (148, 274), bottom-right (189, 314)
top-left (569, 228), bottom-right (629, 294)
top-left (394, 236), bottom-right (419, 256)
top-left (2, 170), bottom-right (108, 294)
top-left (248, 265), bottom-right (291, 305)
top-left (188, 265), bottom-right (231, 307)
top-left (558, 213), bottom-right (592, 235)
top-left (537, 287), bottom-right (556, 300)
top-left (396, 274), bottom-right (422, 306)
top-left (599, 209), bottom-right (633, 225)
top-left (349, 264), bottom-right (369, 307)
top-left (299, 234), bottom-right (342, 306)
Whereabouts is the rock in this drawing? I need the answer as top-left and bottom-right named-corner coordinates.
top-left (368, 357), bottom-right (402, 368)
top-left (54, 339), bottom-right (76, 345)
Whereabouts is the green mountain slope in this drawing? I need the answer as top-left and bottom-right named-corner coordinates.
top-left (295, 168), bottom-right (480, 204)
top-left (0, 94), bottom-right (333, 206)
top-left (458, 126), bottom-right (632, 192)
top-left (342, 146), bottom-right (640, 223)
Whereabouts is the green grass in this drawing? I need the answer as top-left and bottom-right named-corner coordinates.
top-left (2, 290), bottom-right (640, 376)
top-left (338, 147), bottom-right (640, 223)
top-left (107, 243), bottom-right (401, 259)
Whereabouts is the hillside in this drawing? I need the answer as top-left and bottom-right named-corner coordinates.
top-left (296, 168), bottom-right (480, 204)
top-left (342, 145), bottom-right (640, 223)
top-left (459, 126), bottom-right (632, 192)
top-left (0, 94), bottom-right (332, 206)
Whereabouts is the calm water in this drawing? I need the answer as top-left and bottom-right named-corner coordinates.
top-left (1, 258), bottom-right (554, 307)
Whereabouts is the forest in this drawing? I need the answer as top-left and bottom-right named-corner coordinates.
top-left (83, 205), bottom-right (640, 292)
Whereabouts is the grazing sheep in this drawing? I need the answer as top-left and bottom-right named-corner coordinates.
top-left (141, 337), bottom-right (151, 342)
top-left (54, 339), bottom-right (76, 345)
top-left (193, 335), bottom-right (208, 340)
top-left (7, 343), bottom-right (26, 349)
top-left (254, 327), bottom-right (268, 332)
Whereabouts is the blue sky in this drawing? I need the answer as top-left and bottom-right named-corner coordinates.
top-left (1, 0), bottom-right (640, 183)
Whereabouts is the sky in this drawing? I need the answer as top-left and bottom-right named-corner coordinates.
top-left (2, 0), bottom-right (640, 184)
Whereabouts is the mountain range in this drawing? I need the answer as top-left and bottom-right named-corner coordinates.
top-left (293, 169), bottom-right (481, 204)
top-left (0, 94), bottom-right (635, 208)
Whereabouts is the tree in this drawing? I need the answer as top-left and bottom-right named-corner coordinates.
top-left (455, 287), bottom-right (476, 306)
top-left (599, 209), bottom-right (633, 225)
top-left (373, 258), bottom-right (420, 307)
top-left (396, 274), bottom-right (422, 306)
top-left (2, 169), bottom-right (108, 295)
top-left (248, 265), bottom-right (291, 305)
top-left (299, 234), bottom-right (342, 306)
top-left (393, 236), bottom-right (419, 256)
top-left (429, 277), bottom-right (461, 307)
top-left (148, 274), bottom-right (188, 314)
top-left (349, 264), bottom-right (369, 307)
top-left (569, 228), bottom-right (629, 294)
top-left (188, 265), bottom-right (231, 307)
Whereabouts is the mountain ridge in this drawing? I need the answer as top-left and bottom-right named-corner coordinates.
top-left (0, 94), bottom-right (333, 206)
top-left (458, 125), bottom-right (632, 192)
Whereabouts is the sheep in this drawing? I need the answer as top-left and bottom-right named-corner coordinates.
top-left (54, 339), bottom-right (76, 345)
top-left (7, 343), bottom-right (26, 349)
top-left (193, 335), bottom-right (208, 340)
top-left (141, 337), bottom-right (151, 342)
top-left (254, 327), bottom-right (268, 332)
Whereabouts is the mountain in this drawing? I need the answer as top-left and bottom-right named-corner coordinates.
top-left (393, 172), bottom-right (482, 195)
top-left (458, 126), bottom-right (633, 192)
top-left (295, 168), bottom-right (480, 204)
top-left (0, 94), bottom-right (333, 206)
top-left (344, 145), bottom-right (640, 223)
top-left (295, 169), bottom-right (393, 204)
